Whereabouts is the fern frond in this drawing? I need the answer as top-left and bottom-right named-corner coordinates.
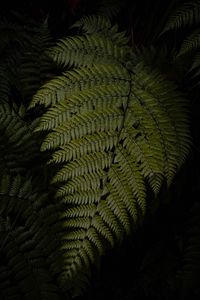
top-left (30, 16), bottom-right (190, 296)
top-left (163, 0), bottom-right (200, 32)
top-left (178, 31), bottom-right (200, 56)
top-left (0, 175), bottom-right (61, 300)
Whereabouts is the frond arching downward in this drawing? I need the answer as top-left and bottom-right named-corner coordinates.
top-left (30, 16), bottom-right (190, 296)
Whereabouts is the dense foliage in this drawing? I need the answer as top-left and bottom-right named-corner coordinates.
top-left (0, 1), bottom-right (199, 299)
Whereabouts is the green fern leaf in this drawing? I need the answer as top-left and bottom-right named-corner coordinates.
top-left (30, 16), bottom-right (190, 296)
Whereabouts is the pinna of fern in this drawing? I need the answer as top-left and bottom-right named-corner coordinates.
top-left (29, 15), bottom-right (190, 296)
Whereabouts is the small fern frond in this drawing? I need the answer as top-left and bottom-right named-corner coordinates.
top-left (163, 0), bottom-right (200, 32)
top-left (178, 31), bottom-right (200, 56)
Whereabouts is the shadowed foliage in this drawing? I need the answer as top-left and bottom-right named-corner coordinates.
top-left (0, 1), bottom-right (199, 299)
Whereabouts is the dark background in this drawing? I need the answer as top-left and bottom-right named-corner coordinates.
top-left (0, 1), bottom-right (199, 299)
